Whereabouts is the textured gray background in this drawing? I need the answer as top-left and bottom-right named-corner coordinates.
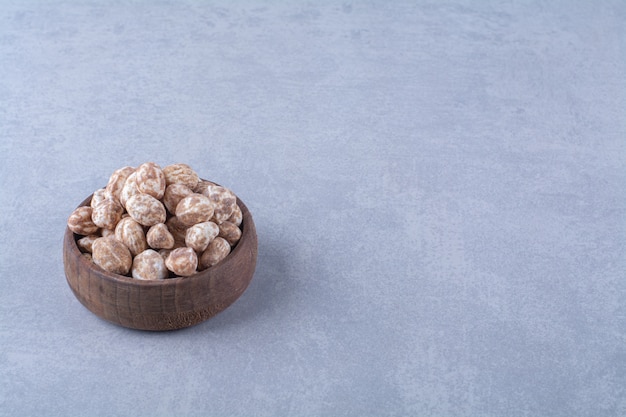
top-left (1, 1), bottom-right (624, 416)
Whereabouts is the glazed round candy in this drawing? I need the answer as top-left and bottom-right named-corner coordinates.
top-left (218, 221), bottom-right (242, 246)
top-left (176, 194), bottom-right (215, 226)
top-left (201, 184), bottom-right (237, 224)
top-left (125, 193), bottom-right (167, 226)
top-left (68, 206), bottom-right (99, 235)
top-left (132, 249), bottom-right (168, 280)
top-left (199, 237), bottom-right (230, 270)
top-left (162, 183), bottom-right (193, 214)
top-left (162, 163), bottom-right (199, 189)
top-left (90, 188), bottom-right (109, 209)
top-left (91, 198), bottom-right (124, 230)
top-left (115, 217), bottom-right (148, 256)
top-left (165, 247), bottom-right (198, 277)
top-left (227, 204), bottom-right (242, 226)
top-left (106, 166), bottom-right (135, 203)
top-left (146, 223), bottom-right (175, 250)
top-left (92, 237), bottom-right (132, 275)
top-left (135, 162), bottom-right (166, 199)
top-left (185, 221), bottom-right (219, 253)
top-left (119, 172), bottom-right (140, 208)
top-left (76, 235), bottom-right (99, 253)
top-left (68, 162), bottom-right (245, 278)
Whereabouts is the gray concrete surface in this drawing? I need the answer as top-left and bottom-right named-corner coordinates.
top-left (1, 1), bottom-right (624, 416)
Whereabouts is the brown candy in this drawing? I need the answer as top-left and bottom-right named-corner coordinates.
top-left (163, 163), bottom-right (200, 189)
top-left (68, 206), bottom-right (99, 235)
top-left (146, 223), bottom-right (175, 250)
top-left (185, 221), bottom-right (219, 253)
top-left (218, 221), bottom-right (242, 246)
top-left (126, 193), bottom-right (167, 226)
top-left (115, 217), bottom-right (148, 256)
top-left (199, 237), bottom-right (230, 269)
top-left (69, 162), bottom-right (244, 279)
top-left (106, 166), bottom-right (135, 203)
top-left (119, 172), bottom-right (140, 208)
top-left (77, 235), bottom-right (99, 253)
top-left (135, 162), bottom-right (166, 199)
top-left (162, 183), bottom-right (193, 215)
top-left (176, 194), bottom-right (214, 226)
top-left (132, 249), bottom-right (168, 280)
top-left (165, 247), bottom-right (198, 277)
top-left (92, 237), bottom-right (132, 275)
top-left (91, 198), bottom-right (124, 230)
top-left (201, 184), bottom-right (237, 224)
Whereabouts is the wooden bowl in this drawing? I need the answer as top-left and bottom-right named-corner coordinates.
top-left (63, 193), bottom-right (257, 331)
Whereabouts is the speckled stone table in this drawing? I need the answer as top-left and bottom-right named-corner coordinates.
top-left (1, 1), bottom-right (624, 416)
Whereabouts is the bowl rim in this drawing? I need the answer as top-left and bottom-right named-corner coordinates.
top-left (66, 193), bottom-right (254, 287)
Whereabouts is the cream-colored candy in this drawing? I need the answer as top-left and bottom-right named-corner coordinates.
top-left (201, 185), bottom-right (237, 224)
top-left (72, 163), bottom-right (244, 279)
top-left (227, 204), bottom-right (242, 226)
top-left (175, 194), bottom-right (215, 226)
top-left (132, 249), bottom-right (168, 280)
top-left (68, 206), bottom-right (99, 235)
top-left (146, 223), bottom-right (175, 249)
top-left (163, 163), bottom-right (200, 189)
top-left (192, 179), bottom-right (216, 195)
top-left (199, 237), bottom-right (230, 269)
top-left (218, 221), bottom-right (242, 246)
top-left (106, 166), bottom-right (135, 203)
top-left (165, 247), bottom-right (198, 277)
top-left (119, 172), bottom-right (140, 208)
top-left (92, 236), bottom-right (132, 275)
top-left (125, 193), bottom-right (166, 226)
top-left (90, 188), bottom-right (109, 209)
top-left (77, 235), bottom-right (99, 253)
top-left (185, 221), bottom-right (219, 253)
top-left (115, 217), bottom-right (148, 256)
top-left (135, 162), bottom-right (166, 199)
top-left (162, 183), bottom-right (193, 214)
top-left (91, 197), bottom-right (124, 230)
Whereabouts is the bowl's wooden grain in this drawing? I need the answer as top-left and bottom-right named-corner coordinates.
top-left (63, 194), bottom-right (257, 331)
